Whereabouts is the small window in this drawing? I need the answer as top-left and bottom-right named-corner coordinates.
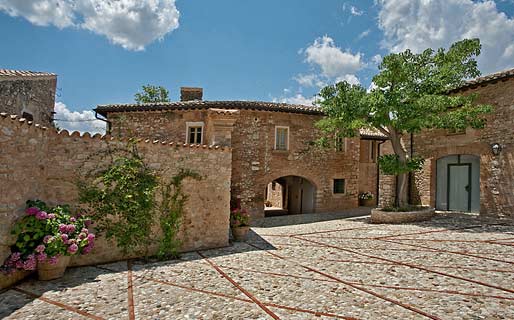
top-left (333, 179), bottom-right (345, 194)
top-left (447, 128), bottom-right (466, 135)
top-left (335, 136), bottom-right (345, 152)
top-left (275, 126), bottom-right (289, 151)
top-left (186, 122), bottom-right (204, 144)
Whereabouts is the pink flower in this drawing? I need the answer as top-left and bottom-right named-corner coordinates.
top-left (15, 260), bottom-right (24, 269)
top-left (87, 234), bottom-right (95, 241)
top-left (67, 225), bottom-right (76, 233)
top-left (85, 220), bottom-right (92, 227)
top-left (78, 232), bottom-right (86, 240)
top-left (48, 256), bottom-right (58, 265)
top-left (61, 234), bottom-right (69, 241)
top-left (70, 217), bottom-right (76, 223)
top-left (43, 235), bottom-right (53, 243)
top-left (47, 213), bottom-right (56, 219)
top-left (36, 253), bottom-right (47, 262)
top-left (10, 252), bottom-right (21, 261)
top-left (35, 211), bottom-right (48, 220)
top-left (82, 244), bottom-right (94, 254)
top-left (67, 244), bottom-right (78, 254)
top-left (35, 244), bottom-right (45, 253)
top-left (23, 254), bottom-right (37, 270)
top-left (81, 228), bottom-right (89, 234)
top-left (59, 224), bottom-right (67, 233)
top-left (26, 207), bottom-right (39, 216)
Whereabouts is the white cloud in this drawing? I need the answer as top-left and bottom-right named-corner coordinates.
top-left (377, 0), bottom-right (514, 74)
top-left (357, 29), bottom-right (371, 40)
top-left (342, 3), bottom-right (364, 16)
top-left (293, 74), bottom-right (327, 88)
top-left (273, 94), bottom-right (316, 106)
top-left (371, 54), bottom-right (382, 65)
top-left (54, 101), bottom-right (105, 134)
top-left (0, 0), bottom-right (180, 51)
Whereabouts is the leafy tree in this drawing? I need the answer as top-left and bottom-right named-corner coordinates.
top-left (134, 85), bottom-right (170, 103)
top-left (316, 39), bottom-right (492, 207)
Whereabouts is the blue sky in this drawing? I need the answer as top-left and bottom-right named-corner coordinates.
top-left (1, 0), bottom-right (513, 132)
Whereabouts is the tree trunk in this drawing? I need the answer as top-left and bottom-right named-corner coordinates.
top-left (388, 128), bottom-right (410, 208)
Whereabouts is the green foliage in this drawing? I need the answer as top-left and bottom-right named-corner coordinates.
top-left (157, 169), bottom-right (201, 259)
top-left (316, 38), bottom-right (492, 141)
top-left (230, 208), bottom-right (250, 227)
top-left (378, 154), bottom-right (425, 175)
top-left (134, 84), bottom-right (170, 103)
top-left (78, 144), bottom-right (200, 259)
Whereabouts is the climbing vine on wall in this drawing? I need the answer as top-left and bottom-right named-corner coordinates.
top-left (78, 142), bottom-right (201, 258)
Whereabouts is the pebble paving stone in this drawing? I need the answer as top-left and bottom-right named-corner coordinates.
top-left (0, 211), bottom-right (513, 319)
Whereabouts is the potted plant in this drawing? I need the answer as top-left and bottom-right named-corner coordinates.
top-left (1, 200), bottom-right (95, 280)
top-left (230, 208), bottom-right (250, 241)
top-left (358, 192), bottom-right (375, 207)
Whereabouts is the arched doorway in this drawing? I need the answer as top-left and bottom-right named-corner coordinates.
top-left (264, 176), bottom-right (316, 216)
top-left (436, 155), bottom-right (480, 212)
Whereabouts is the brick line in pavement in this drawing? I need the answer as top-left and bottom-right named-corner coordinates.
top-left (196, 251), bottom-right (281, 320)
top-left (127, 260), bottom-right (135, 320)
top-left (293, 236), bottom-right (514, 294)
top-left (317, 257), bottom-right (514, 274)
top-left (12, 287), bottom-right (105, 320)
top-left (96, 265), bottom-right (356, 319)
top-left (220, 264), bottom-right (514, 301)
top-left (246, 243), bottom-right (442, 320)
top-left (381, 239), bottom-right (514, 265)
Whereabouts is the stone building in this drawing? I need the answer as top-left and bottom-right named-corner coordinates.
top-left (96, 87), bottom-right (385, 219)
top-left (380, 68), bottom-right (514, 218)
top-left (0, 69), bottom-right (57, 126)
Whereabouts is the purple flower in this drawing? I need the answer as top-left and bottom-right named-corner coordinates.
top-left (48, 256), bottom-right (58, 265)
top-left (61, 234), bottom-right (69, 241)
top-left (82, 244), bottom-right (94, 254)
top-left (81, 228), bottom-right (89, 234)
top-left (35, 244), bottom-right (45, 253)
top-left (10, 252), bottom-right (21, 262)
top-left (23, 254), bottom-right (37, 271)
top-left (15, 260), bottom-right (24, 269)
top-left (78, 232), bottom-right (86, 240)
top-left (43, 235), bottom-right (53, 244)
top-left (47, 213), bottom-right (56, 219)
top-left (26, 207), bottom-right (39, 216)
top-left (35, 211), bottom-right (48, 220)
top-left (87, 233), bottom-right (95, 241)
top-left (67, 244), bottom-right (78, 254)
top-left (36, 253), bottom-right (47, 262)
top-left (67, 225), bottom-right (76, 233)
top-left (84, 219), bottom-right (92, 227)
top-left (59, 224), bottom-right (67, 233)
top-left (70, 217), bottom-right (76, 223)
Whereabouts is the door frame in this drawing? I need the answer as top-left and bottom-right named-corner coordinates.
top-left (447, 163), bottom-right (472, 212)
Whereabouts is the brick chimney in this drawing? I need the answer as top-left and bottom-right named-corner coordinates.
top-left (180, 87), bottom-right (203, 101)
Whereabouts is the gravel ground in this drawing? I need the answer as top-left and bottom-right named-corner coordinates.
top-left (1, 211), bottom-right (513, 319)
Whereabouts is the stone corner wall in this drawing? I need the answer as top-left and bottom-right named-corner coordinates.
top-left (0, 76), bottom-right (57, 127)
top-left (0, 114), bottom-right (232, 289)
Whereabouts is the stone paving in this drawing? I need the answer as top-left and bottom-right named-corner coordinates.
top-left (1, 211), bottom-right (513, 319)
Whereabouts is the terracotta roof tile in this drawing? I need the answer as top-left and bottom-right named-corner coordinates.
top-left (95, 100), bottom-right (322, 116)
top-left (452, 67), bottom-right (514, 92)
top-left (359, 128), bottom-right (388, 139)
top-left (0, 69), bottom-right (56, 78)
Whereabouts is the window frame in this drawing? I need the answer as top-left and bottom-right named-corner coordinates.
top-left (369, 140), bottom-right (376, 163)
top-left (274, 126), bottom-right (290, 151)
top-left (335, 135), bottom-right (346, 152)
top-left (186, 121), bottom-right (204, 144)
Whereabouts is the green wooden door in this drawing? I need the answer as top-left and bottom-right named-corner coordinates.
top-left (448, 164), bottom-right (471, 212)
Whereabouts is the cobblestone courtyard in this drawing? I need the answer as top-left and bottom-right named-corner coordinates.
top-left (1, 211), bottom-right (513, 319)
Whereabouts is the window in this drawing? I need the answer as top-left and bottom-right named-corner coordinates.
top-left (333, 179), bottom-right (345, 194)
top-left (447, 128), bottom-right (466, 135)
top-left (186, 122), bottom-right (204, 144)
top-left (22, 112), bottom-right (33, 121)
top-left (275, 126), bottom-right (289, 150)
top-left (335, 136), bottom-right (345, 152)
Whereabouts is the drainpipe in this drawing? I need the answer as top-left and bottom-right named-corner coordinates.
top-left (376, 142), bottom-right (381, 206)
top-left (94, 111), bottom-right (111, 135)
top-left (409, 132), bottom-right (414, 204)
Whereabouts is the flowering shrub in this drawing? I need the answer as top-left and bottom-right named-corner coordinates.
top-left (359, 192), bottom-right (374, 200)
top-left (230, 208), bottom-right (250, 227)
top-left (1, 200), bottom-right (95, 274)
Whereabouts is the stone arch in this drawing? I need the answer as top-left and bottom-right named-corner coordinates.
top-left (263, 174), bottom-right (317, 216)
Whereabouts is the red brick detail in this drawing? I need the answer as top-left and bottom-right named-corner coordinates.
top-left (127, 261), bottom-right (135, 320)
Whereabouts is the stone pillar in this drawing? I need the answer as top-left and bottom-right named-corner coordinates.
top-left (378, 174), bottom-right (396, 208)
top-left (206, 108), bottom-right (240, 147)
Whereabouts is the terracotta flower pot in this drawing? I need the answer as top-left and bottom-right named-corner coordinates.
top-left (359, 198), bottom-right (375, 207)
top-left (38, 255), bottom-right (71, 281)
top-left (231, 226), bottom-right (250, 241)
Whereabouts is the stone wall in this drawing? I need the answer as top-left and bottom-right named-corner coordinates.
top-left (0, 113), bottom-right (232, 289)
top-left (0, 75), bottom-right (57, 126)
top-left (107, 108), bottom-right (361, 219)
top-left (358, 140), bottom-right (379, 205)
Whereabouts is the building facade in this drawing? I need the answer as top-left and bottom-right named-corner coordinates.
top-left (96, 88), bottom-right (384, 219)
top-left (0, 69), bottom-right (57, 127)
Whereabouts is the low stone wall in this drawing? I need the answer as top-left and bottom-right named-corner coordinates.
top-left (370, 207), bottom-right (435, 224)
top-left (0, 114), bottom-right (232, 289)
